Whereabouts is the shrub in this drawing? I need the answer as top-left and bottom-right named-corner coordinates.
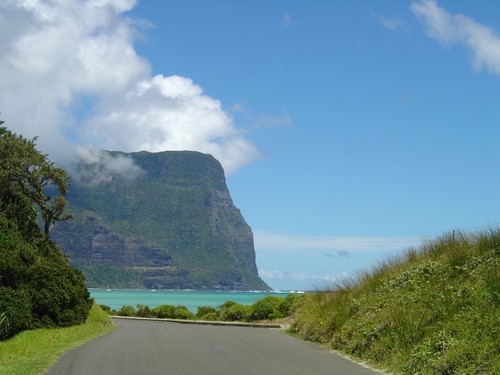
top-left (172, 307), bottom-right (194, 320)
top-left (117, 306), bottom-right (136, 317)
top-left (25, 250), bottom-right (92, 328)
top-left (221, 303), bottom-right (249, 321)
top-left (199, 312), bottom-right (219, 321)
top-left (247, 296), bottom-right (283, 321)
top-left (277, 293), bottom-right (303, 316)
top-left (150, 305), bottom-right (194, 319)
top-left (196, 306), bottom-right (219, 320)
top-left (0, 287), bottom-right (32, 340)
top-left (136, 304), bottom-right (153, 318)
top-left (218, 300), bottom-right (237, 310)
top-left (152, 305), bottom-right (175, 319)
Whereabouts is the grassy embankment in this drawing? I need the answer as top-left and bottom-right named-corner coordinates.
top-left (0, 304), bottom-right (115, 375)
top-left (291, 229), bottom-right (499, 374)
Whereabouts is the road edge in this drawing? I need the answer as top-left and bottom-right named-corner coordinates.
top-left (110, 315), bottom-right (283, 329)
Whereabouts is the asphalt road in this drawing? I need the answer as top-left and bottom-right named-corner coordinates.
top-left (47, 318), bottom-right (382, 375)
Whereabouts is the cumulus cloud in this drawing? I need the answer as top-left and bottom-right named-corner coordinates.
top-left (78, 74), bottom-right (260, 174)
top-left (0, 0), bottom-right (260, 175)
top-left (411, 0), bottom-right (500, 74)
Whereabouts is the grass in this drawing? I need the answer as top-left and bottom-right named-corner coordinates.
top-left (291, 229), bottom-right (500, 374)
top-left (0, 304), bottom-right (115, 375)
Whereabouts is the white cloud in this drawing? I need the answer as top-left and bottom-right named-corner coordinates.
top-left (72, 147), bottom-right (144, 185)
top-left (0, 0), bottom-right (260, 175)
top-left (254, 230), bottom-right (417, 252)
top-left (411, 0), bottom-right (500, 74)
top-left (371, 12), bottom-right (408, 32)
top-left (80, 74), bottom-right (260, 174)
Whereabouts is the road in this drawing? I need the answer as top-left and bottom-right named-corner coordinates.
top-left (48, 318), bottom-right (382, 375)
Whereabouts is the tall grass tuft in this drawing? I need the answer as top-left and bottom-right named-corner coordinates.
top-left (291, 229), bottom-right (500, 374)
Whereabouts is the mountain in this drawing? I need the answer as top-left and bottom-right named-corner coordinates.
top-left (51, 150), bottom-right (270, 291)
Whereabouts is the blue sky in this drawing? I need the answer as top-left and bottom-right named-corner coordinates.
top-left (1, 1), bottom-right (499, 290)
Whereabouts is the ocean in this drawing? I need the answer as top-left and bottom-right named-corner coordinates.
top-left (90, 289), bottom-right (292, 313)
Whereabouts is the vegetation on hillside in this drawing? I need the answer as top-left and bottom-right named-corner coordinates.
top-left (290, 230), bottom-right (499, 374)
top-left (0, 125), bottom-right (92, 340)
top-left (53, 150), bottom-right (269, 290)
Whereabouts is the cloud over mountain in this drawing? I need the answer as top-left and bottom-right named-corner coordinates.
top-left (0, 0), bottom-right (259, 174)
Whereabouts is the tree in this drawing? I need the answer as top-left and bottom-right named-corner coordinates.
top-left (0, 124), bottom-right (91, 339)
top-left (0, 127), bottom-right (72, 237)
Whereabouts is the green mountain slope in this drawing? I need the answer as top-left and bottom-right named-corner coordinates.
top-left (51, 150), bottom-right (269, 291)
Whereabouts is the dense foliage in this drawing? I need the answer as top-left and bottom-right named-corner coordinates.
top-left (0, 126), bottom-right (92, 340)
top-left (291, 230), bottom-right (500, 374)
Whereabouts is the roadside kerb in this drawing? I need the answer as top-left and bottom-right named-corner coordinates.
top-left (111, 315), bottom-right (283, 329)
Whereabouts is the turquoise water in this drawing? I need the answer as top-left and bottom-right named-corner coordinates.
top-left (90, 289), bottom-right (290, 313)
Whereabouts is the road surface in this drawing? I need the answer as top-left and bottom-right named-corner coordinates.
top-left (48, 318), bottom-right (382, 375)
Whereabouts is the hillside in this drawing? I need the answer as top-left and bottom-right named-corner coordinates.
top-left (291, 230), bottom-right (499, 374)
top-left (51, 150), bottom-right (269, 291)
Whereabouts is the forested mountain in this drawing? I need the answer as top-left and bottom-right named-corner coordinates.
top-left (51, 150), bottom-right (269, 291)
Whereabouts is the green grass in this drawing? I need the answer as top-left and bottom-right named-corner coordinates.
top-left (291, 229), bottom-right (500, 374)
top-left (0, 304), bottom-right (115, 375)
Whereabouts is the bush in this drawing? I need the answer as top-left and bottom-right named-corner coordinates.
top-left (0, 287), bottom-right (32, 340)
top-left (221, 303), bottom-right (249, 321)
top-left (172, 307), bottom-right (194, 320)
top-left (152, 305), bottom-right (175, 319)
top-left (196, 306), bottom-right (219, 320)
top-left (151, 304), bottom-right (193, 319)
top-left (277, 294), bottom-right (303, 316)
top-left (117, 306), bottom-right (136, 317)
top-left (136, 304), bottom-right (153, 317)
top-left (25, 248), bottom-right (92, 328)
top-left (248, 296), bottom-right (283, 321)
top-left (198, 312), bottom-right (219, 321)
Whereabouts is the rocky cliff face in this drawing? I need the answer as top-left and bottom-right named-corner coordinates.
top-left (51, 150), bottom-right (269, 290)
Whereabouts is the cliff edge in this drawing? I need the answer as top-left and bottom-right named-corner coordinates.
top-left (51, 150), bottom-right (270, 291)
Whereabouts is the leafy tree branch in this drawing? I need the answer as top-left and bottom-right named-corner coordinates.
top-left (0, 126), bottom-right (72, 237)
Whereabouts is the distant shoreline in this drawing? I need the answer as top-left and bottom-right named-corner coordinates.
top-left (89, 289), bottom-right (299, 313)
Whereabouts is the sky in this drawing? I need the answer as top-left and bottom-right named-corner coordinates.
top-left (1, 0), bottom-right (499, 290)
